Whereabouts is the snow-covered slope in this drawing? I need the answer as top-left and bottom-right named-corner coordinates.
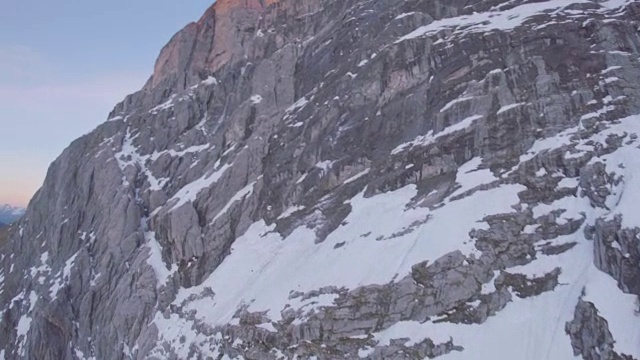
top-left (1, 0), bottom-right (640, 359)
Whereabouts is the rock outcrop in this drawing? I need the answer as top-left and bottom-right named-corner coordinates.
top-left (1, 0), bottom-right (640, 359)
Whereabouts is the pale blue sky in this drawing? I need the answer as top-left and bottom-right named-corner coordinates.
top-left (0, 0), bottom-right (214, 206)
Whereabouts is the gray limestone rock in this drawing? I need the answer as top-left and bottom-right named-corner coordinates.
top-left (2, 0), bottom-right (640, 359)
top-left (566, 298), bottom-right (637, 360)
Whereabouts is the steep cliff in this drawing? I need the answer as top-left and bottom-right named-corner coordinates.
top-left (1, 0), bottom-right (640, 359)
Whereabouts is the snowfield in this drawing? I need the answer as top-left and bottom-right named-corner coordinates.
top-left (148, 115), bottom-right (640, 358)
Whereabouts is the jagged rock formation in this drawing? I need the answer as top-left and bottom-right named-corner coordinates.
top-left (1, 0), bottom-right (640, 359)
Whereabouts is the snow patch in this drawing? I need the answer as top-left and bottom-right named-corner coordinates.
top-left (497, 102), bottom-right (527, 115)
top-left (149, 95), bottom-right (176, 114)
top-left (250, 95), bottom-right (263, 104)
top-left (392, 115), bottom-right (483, 154)
top-left (167, 163), bottom-right (232, 212)
top-left (344, 169), bottom-right (370, 184)
top-left (440, 96), bottom-right (474, 113)
top-left (396, 0), bottom-right (595, 44)
top-left (202, 76), bottom-right (218, 86)
top-left (209, 180), bottom-right (258, 225)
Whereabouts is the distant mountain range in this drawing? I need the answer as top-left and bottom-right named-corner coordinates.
top-left (0, 204), bottom-right (25, 224)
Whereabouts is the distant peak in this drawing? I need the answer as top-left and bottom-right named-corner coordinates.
top-left (0, 204), bottom-right (25, 215)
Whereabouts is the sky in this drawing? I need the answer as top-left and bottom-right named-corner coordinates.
top-left (0, 0), bottom-right (214, 207)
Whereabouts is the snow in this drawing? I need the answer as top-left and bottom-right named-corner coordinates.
top-left (344, 169), bottom-right (370, 184)
top-left (90, 272), bottom-right (101, 287)
top-left (366, 321), bottom-right (434, 350)
top-left (49, 251), bottom-right (80, 299)
top-left (16, 314), bottom-right (32, 339)
top-left (148, 113), bottom-right (640, 357)
top-left (158, 174), bottom-right (523, 334)
top-left (149, 143), bottom-right (211, 161)
top-left (518, 126), bottom-right (579, 162)
top-left (360, 114), bottom-right (640, 359)
top-left (15, 291), bottom-right (38, 355)
top-left (596, 131), bottom-right (640, 228)
top-left (395, 0), bottom-right (595, 44)
top-left (149, 95), bottom-right (176, 114)
top-left (602, 66), bottom-right (622, 74)
top-left (395, 12), bottom-right (416, 20)
top-left (167, 162), bottom-right (232, 212)
top-left (115, 129), bottom-right (168, 190)
top-left (366, 237), bottom-right (628, 360)
top-left (603, 95), bottom-right (626, 104)
top-left (536, 168), bottom-right (548, 176)
top-left (30, 251), bottom-right (50, 278)
top-left (256, 322), bottom-right (277, 332)
top-left (202, 76), bottom-right (218, 86)
top-left (600, 0), bottom-right (634, 9)
top-left (316, 160), bottom-right (334, 175)
top-left (144, 226), bottom-right (177, 288)
top-left (525, 224), bottom-right (540, 234)
top-left (121, 86), bottom-right (640, 356)
top-left (497, 102), bottom-right (527, 115)
top-left (439, 96), bottom-right (474, 113)
top-left (295, 172), bottom-right (308, 184)
top-left (584, 268), bottom-right (640, 356)
top-left (151, 313), bottom-right (222, 359)
top-left (250, 95), bottom-right (263, 104)
top-left (531, 20), bottom-right (573, 31)
top-left (580, 105), bottom-right (615, 121)
top-left (557, 177), bottom-right (579, 189)
top-left (286, 97), bottom-right (310, 113)
top-left (532, 196), bottom-right (584, 224)
top-left (602, 76), bottom-right (620, 84)
top-left (447, 157), bottom-right (497, 199)
top-left (74, 348), bottom-right (97, 360)
top-left (209, 180), bottom-right (258, 225)
top-left (106, 115), bottom-right (123, 122)
top-left (62, 252), bottom-right (79, 280)
top-left (221, 144), bottom-right (237, 157)
top-left (288, 292), bottom-right (342, 325)
top-left (392, 115), bottom-right (483, 154)
top-left (278, 205), bottom-right (306, 219)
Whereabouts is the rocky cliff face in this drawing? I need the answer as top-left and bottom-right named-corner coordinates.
top-left (2, 0), bottom-right (640, 359)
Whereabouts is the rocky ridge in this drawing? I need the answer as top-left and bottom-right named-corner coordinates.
top-left (1, 0), bottom-right (640, 359)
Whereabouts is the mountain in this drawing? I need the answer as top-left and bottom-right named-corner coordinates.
top-left (1, 0), bottom-right (640, 358)
top-left (0, 205), bottom-right (25, 225)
